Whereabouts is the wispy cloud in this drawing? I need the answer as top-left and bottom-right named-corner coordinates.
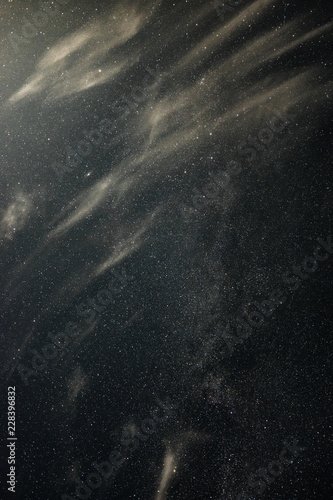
top-left (0, 192), bottom-right (34, 241)
top-left (6, 1), bottom-right (159, 106)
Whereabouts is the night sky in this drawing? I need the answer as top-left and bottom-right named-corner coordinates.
top-left (1, 1), bottom-right (333, 499)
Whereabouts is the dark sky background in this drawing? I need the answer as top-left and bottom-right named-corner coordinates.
top-left (0, 1), bottom-right (333, 499)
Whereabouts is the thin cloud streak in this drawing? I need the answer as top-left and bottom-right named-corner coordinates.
top-left (5, 1), bottom-right (159, 106)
